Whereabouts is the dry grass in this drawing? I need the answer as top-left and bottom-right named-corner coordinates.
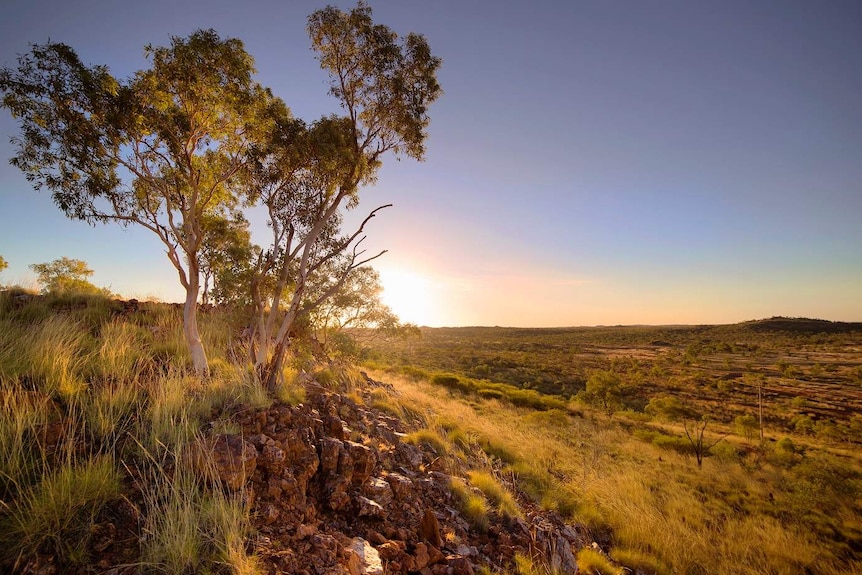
top-left (371, 369), bottom-right (862, 575)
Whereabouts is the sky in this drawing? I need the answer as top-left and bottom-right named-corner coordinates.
top-left (1, 0), bottom-right (860, 327)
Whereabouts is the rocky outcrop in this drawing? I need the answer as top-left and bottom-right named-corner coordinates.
top-left (223, 376), bottom-right (589, 575)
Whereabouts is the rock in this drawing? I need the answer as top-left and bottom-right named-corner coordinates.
top-left (346, 441), bottom-right (376, 484)
top-left (385, 472), bottom-right (413, 499)
top-left (325, 475), bottom-right (352, 511)
top-left (397, 443), bottom-right (424, 469)
top-left (414, 542), bottom-right (431, 570)
top-left (446, 555), bottom-right (475, 575)
top-left (420, 508), bottom-right (443, 548)
top-left (261, 503), bottom-right (280, 525)
top-left (204, 434), bottom-right (257, 491)
top-left (345, 537), bottom-right (383, 575)
top-left (363, 476), bottom-right (394, 506)
top-left (260, 444), bottom-right (287, 476)
top-left (319, 437), bottom-right (343, 475)
top-left (357, 495), bottom-right (385, 518)
top-left (325, 414), bottom-right (346, 440)
top-left (296, 523), bottom-right (316, 539)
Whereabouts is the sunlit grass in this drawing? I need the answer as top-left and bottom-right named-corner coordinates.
top-left (0, 455), bottom-right (123, 566)
top-left (371, 368), bottom-right (861, 575)
top-left (139, 440), bottom-right (258, 574)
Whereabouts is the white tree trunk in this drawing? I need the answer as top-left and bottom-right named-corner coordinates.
top-left (184, 282), bottom-right (209, 375)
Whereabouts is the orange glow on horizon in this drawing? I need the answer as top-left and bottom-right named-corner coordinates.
top-left (379, 269), bottom-right (439, 326)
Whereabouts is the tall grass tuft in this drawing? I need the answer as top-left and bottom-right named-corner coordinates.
top-left (467, 470), bottom-right (521, 518)
top-left (0, 387), bottom-right (51, 498)
top-left (450, 477), bottom-right (489, 531)
top-left (0, 455), bottom-right (122, 566)
top-left (93, 319), bottom-right (149, 382)
top-left (12, 315), bottom-right (92, 399)
top-left (139, 441), bottom-right (258, 574)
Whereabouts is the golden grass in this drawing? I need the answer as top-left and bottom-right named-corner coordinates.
top-left (467, 470), bottom-right (521, 518)
top-left (371, 369), bottom-right (862, 575)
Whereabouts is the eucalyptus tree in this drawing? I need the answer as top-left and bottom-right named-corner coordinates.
top-left (247, 2), bottom-right (441, 389)
top-left (29, 256), bottom-right (108, 295)
top-left (0, 30), bottom-right (270, 374)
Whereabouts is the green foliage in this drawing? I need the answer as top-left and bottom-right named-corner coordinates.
top-left (645, 394), bottom-right (697, 421)
top-left (139, 443), bottom-right (256, 574)
top-left (0, 255), bottom-right (7, 275)
top-left (733, 414), bottom-right (759, 441)
top-left (29, 257), bottom-right (109, 296)
top-left (582, 370), bottom-right (624, 414)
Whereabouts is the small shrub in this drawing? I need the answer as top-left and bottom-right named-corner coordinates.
top-left (432, 373), bottom-right (471, 393)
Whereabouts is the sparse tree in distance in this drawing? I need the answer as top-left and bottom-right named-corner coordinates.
top-left (0, 255), bottom-right (7, 280)
top-left (684, 416), bottom-right (728, 468)
top-left (0, 30), bottom-right (270, 375)
top-left (29, 257), bottom-right (108, 296)
top-left (199, 211), bottom-right (253, 307)
top-left (734, 413), bottom-right (759, 442)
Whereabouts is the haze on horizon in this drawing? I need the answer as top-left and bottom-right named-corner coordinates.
top-left (1, 1), bottom-right (860, 328)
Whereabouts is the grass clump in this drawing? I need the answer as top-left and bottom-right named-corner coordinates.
top-left (0, 455), bottom-right (123, 566)
top-left (139, 443), bottom-right (257, 574)
top-left (450, 477), bottom-right (489, 531)
top-left (405, 428), bottom-right (450, 456)
top-left (577, 548), bottom-right (623, 575)
top-left (467, 470), bottom-right (521, 518)
top-left (0, 388), bottom-right (51, 498)
top-left (610, 548), bottom-right (673, 575)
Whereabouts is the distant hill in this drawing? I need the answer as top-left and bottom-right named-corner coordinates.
top-left (739, 316), bottom-right (862, 334)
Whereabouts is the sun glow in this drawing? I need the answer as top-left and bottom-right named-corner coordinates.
top-left (379, 269), bottom-right (438, 326)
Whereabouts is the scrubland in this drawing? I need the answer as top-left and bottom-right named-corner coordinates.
top-left (363, 321), bottom-right (862, 574)
top-left (2, 289), bottom-right (861, 574)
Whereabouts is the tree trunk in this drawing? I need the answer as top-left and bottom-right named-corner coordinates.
top-left (262, 340), bottom-right (287, 393)
top-left (184, 280), bottom-right (209, 376)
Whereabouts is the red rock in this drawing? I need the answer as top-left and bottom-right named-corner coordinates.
top-left (205, 434), bottom-right (257, 491)
top-left (420, 508), bottom-right (443, 548)
top-left (357, 495), bottom-right (385, 518)
top-left (346, 441), bottom-right (376, 484)
top-left (260, 444), bottom-right (287, 476)
top-left (385, 472), bottom-right (413, 499)
top-left (446, 555), bottom-right (475, 575)
top-left (363, 476), bottom-right (394, 506)
top-left (319, 437), bottom-right (343, 474)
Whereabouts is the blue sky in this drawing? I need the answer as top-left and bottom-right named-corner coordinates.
top-left (1, 0), bottom-right (860, 326)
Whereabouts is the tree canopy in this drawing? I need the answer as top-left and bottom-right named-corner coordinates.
top-left (1, 3), bottom-right (441, 380)
top-left (29, 257), bottom-right (109, 296)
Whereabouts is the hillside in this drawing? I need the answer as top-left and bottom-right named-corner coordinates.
top-left (0, 293), bottom-right (595, 575)
top-left (2, 294), bottom-right (861, 574)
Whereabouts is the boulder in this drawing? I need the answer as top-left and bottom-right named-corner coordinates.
top-left (363, 477), bottom-right (394, 507)
top-left (345, 537), bottom-right (383, 575)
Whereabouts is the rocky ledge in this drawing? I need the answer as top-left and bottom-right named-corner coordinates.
top-left (205, 374), bottom-right (591, 574)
